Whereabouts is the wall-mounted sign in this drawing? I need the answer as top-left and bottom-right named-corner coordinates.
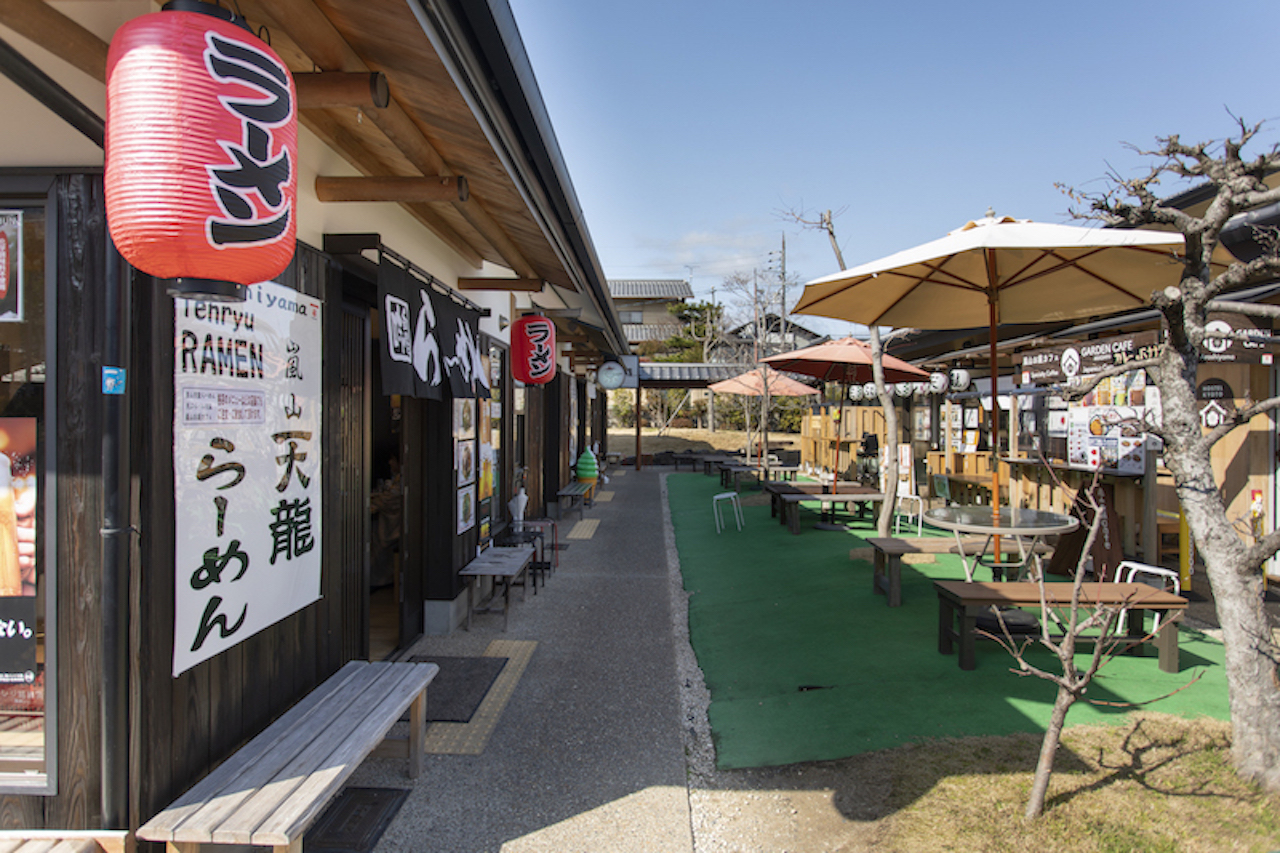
top-left (1019, 331), bottom-right (1159, 385)
top-left (172, 281), bottom-right (322, 676)
top-left (1199, 312), bottom-right (1278, 364)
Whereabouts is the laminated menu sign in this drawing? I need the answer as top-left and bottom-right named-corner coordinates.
top-left (172, 282), bottom-right (323, 676)
top-left (1066, 407), bottom-right (1150, 474)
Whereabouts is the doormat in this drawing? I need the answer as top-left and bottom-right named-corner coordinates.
top-left (304, 787), bottom-right (409, 853)
top-left (408, 655), bottom-right (508, 722)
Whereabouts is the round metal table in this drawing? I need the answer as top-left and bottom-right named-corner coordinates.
top-left (923, 506), bottom-right (1079, 581)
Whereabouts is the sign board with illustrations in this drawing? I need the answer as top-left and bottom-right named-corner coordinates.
top-left (172, 282), bottom-right (323, 676)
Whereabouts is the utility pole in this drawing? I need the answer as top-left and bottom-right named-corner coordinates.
top-left (708, 285), bottom-right (717, 431)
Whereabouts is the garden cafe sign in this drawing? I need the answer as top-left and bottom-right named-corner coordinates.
top-left (1020, 313), bottom-right (1278, 386)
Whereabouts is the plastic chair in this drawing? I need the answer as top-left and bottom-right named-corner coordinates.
top-left (713, 491), bottom-right (743, 533)
top-left (1120, 560), bottom-right (1181, 630)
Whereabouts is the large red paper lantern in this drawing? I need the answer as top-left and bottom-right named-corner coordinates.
top-left (511, 315), bottom-right (556, 385)
top-left (106, 1), bottom-right (297, 302)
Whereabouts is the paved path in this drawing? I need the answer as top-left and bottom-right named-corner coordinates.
top-left (357, 466), bottom-right (696, 853)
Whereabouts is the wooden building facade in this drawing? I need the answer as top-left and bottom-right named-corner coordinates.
top-left (0, 0), bottom-right (625, 843)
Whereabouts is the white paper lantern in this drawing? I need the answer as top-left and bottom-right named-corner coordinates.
top-left (949, 368), bottom-right (971, 392)
top-left (895, 382), bottom-right (914, 397)
top-left (847, 384), bottom-right (863, 401)
top-left (929, 372), bottom-right (949, 394)
top-left (862, 382), bottom-right (877, 399)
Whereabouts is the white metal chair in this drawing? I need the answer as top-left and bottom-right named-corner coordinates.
top-left (881, 445), bottom-right (924, 536)
top-left (713, 491), bottom-right (743, 533)
top-left (1120, 560), bottom-right (1182, 630)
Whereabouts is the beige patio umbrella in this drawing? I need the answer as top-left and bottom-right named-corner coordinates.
top-left (762, 337), bottom-right (928, 492)
top-left (792, 214), bottom-right (1229, 512)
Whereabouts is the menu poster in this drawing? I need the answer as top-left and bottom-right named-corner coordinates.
top-left (172, 282), bottom-right (323, 677)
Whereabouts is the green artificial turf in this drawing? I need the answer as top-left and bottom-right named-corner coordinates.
top-left (668, 473), bottom-right (1231, 770)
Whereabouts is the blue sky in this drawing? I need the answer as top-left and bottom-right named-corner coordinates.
top-left (508, 0), bottom-right (1280, 335)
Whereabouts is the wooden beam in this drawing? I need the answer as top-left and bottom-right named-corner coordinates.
top-left (240, 0), bottom-right (540, 279)
top-left (295, 71), bottom-right (389, 110)
top-left (458, 277), bottom-right (543, 292)
top-left (0, 0), bottom-right (108, 82)
top-left (316, 175), bottom-right (468, 203)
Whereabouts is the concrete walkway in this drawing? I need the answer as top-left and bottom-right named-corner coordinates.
top-left (356, 465), bottom-right (699, 852)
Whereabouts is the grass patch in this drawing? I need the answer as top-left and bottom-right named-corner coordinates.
top-left (878, 714), bottom-right (1280, 852)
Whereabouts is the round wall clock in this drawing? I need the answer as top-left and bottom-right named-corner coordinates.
top-left (597, 361), bottom-right (626, 389)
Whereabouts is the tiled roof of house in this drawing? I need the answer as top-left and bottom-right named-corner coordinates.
top-left (638, 362), bottom-right (742, 385)
top-left (623, 323), bottom-right (681, 342)
top-left (608, 279), bottom-right (694, 300)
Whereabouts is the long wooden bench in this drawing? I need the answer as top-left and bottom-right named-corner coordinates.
top-left (934, 580), bottom-right (1188, 671)
top-left (137, 660), bottom-right (438, 853)
top-left (0, 831), bottom-right (128, 853)
top-left (863, 536), bottom-right (1053, 606)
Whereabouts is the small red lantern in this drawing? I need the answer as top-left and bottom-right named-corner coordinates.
top-left (105, 1), bottom-right (297, 302)
top-left (511, 315), bottom-right (556, 385)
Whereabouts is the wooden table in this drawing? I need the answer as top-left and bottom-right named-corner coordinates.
top-left (933, 580), bottom-right (1188, 671)
top-left (777, 489), bottom-right (884, 534)
top-left (460, 545), bottom-right (535, 630)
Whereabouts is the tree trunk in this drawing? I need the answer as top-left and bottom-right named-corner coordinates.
top-left (1026, 685), bottom-right (1076, 818)
top-left (870, 325), bottom-right (898, 538)
top-left (1161, 327), bottom-right (1280, 789)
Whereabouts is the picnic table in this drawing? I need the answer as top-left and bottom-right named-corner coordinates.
top-left (933, 580), bottom-right (1188, 671)
top-left (777, 488), bottom-right (884, 534)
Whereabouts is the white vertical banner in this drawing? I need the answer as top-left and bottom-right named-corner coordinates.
top-left (172, 282), bottom-right (323, 676)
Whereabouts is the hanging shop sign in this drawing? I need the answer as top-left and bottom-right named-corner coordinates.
top-left (510, 315), bottom-right (557, 385)
top-left (1019, 331), bottom-right (1159, 385)
top-left (377, 259), bottom-right (487, 399)
top-left (105, 3), bottom-right (298, 300)
top-left (1199, 312), bottom-right (1277, 364)
top-left (172, 281), bottom-right (322, 676)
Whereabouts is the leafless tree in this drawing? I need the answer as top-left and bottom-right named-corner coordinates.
top-left (985, 472), bottom-right (1200, 817)
top-left (1060, 118), bottom-right (1280, 791)
top-left (785, 207), bottom-right (900, 537)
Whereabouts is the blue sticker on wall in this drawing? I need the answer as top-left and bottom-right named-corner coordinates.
top-left (102, 366), bottom-right (126, 395)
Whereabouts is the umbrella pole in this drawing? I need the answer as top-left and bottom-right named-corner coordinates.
top-left (989, 298), bottom-right (1002, 558)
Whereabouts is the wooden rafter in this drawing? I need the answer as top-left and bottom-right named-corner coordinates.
top-left (458, 277), bottom-right (543, 292)
top-left (315, 175), bottom-right (469, 203)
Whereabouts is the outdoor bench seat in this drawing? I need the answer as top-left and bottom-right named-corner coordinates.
top-left (863, 536), bottom-right (1053, 606)
top-left (556, 481), bottom-right (594, 520)
top-left (137, 660), bottom-right (438, 853)
top-left (0, 831), bottom-right (128, 853)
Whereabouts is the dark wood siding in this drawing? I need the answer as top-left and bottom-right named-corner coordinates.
top-left (0, 172), bottom-right (373, 841)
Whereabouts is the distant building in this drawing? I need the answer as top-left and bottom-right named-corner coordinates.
top-left (710, 313), bottom-right (828, 363)
top-left (608, 279), bottom-right (694, 345)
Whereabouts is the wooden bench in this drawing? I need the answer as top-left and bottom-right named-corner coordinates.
top-left (555, 480), bottom-right (595, 520)
top-left (864, 536), bottom-right (1053, 606)
top-left (0, 831), bottom-right (128, 853)
top-left (137, 660), bottom-right (438, 853)
top-left (933, 580), bottom-right (1188, 671)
